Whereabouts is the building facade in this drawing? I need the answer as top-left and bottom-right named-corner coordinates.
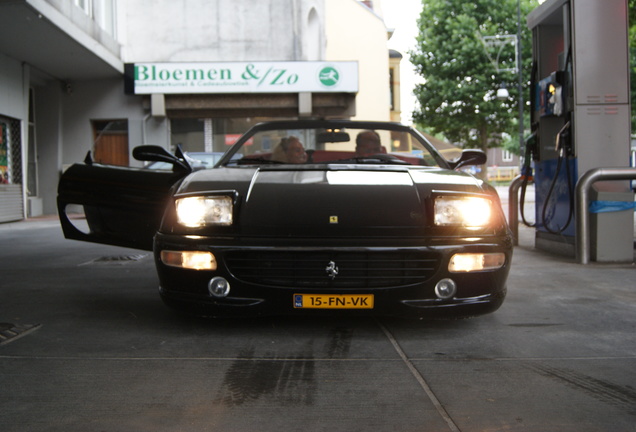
top-left (486, 147), bottom-right (521, 183)
top-left (0, 0), bottom-right (396, 221)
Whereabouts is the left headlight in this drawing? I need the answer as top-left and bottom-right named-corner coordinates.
top-left (175, 196), bottom-right (233, 228)
top-left (434, 196), bottom-right (492, 228)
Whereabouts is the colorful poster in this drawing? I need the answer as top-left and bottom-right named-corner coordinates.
top-left (0, 122), bottom-right (8, 183)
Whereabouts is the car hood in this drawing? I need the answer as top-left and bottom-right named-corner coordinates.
top-left (172, 166), bottom-right (495, 237)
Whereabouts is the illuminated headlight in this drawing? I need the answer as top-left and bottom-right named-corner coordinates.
top-left (161, 250), bottom-right (217, 270)
top-left (175, 196), bottom-right (233, 228)
top-left (434, 196), bottom-right (492, 228)
top-left (449, 253), bottom-right (506, 272)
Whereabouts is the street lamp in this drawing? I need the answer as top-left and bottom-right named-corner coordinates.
top-left (480, 1), bottom-right (525, 151)
top-left (497, 84), bottom-right (510, 100)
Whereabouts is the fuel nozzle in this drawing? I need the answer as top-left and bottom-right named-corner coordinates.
top-left (555, 121), bottom-right (572, 157)
top-left (522, 132), bottom-right (537, 177)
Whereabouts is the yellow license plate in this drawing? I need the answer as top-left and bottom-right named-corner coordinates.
top-left (293, 294), bottom-right (374, 309)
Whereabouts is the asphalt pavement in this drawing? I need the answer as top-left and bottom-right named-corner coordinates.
top-left (0, 214), bottom-right (635, 431)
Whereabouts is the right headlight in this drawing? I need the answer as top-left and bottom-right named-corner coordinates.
top-left (434, 196), bottom-right (492, 228)
top-left (175, 196), bottom-right (233, 228)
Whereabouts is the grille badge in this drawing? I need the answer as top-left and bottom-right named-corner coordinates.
top-left (325, 261), bottom-right (339, 280)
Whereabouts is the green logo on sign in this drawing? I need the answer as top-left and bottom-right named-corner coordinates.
top-left (318, 67), bottom-right (340, 87)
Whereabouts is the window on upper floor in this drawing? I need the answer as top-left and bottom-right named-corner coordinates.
top-left (74, 0), bottom-right (117, 38)
top-left (502, 149), bottom-right (513, 162)
top-left (74, 0), bottom-right (92, 16)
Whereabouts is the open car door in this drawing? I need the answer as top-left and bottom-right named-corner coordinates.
top-left (57, 146), bottom-right (191, 251)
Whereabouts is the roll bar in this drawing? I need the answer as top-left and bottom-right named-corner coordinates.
top-left (508, 176), bottom-right (523, 246)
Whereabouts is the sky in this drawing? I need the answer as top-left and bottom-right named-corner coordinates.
top-left (379, 0), bottom-right (424, 124)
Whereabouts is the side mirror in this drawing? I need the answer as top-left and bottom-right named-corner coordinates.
top-left (132, 145), bottom-right (191, 172)
top-left (451, 149), bottom-right (487, 170)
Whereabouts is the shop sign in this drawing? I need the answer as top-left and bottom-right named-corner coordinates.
top-left (224, 134), bottom-right (253, 146)
top-left (124, 61), bottom-right (358, 94)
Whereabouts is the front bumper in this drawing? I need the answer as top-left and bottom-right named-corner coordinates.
top-left (153, 233), bottom-right (512, 319)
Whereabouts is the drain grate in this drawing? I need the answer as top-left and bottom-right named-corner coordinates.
top-left (0, 323), bottom-right (42, 346)
top-left (80, 254), bottom-right (148, 266)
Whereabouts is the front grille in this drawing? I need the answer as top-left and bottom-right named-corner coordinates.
top-left (225, 250), bottom-right (440, 289)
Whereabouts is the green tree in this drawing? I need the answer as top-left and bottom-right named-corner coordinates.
top-left (410, 0), bottom-right (536, 153)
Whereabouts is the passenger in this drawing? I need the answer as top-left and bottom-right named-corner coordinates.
top-left (272, 136), bottom-right (308, 163)
top-left (355, 130), bottom-right (386, 156)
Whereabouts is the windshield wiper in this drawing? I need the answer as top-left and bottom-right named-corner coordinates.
top-left (331, 155), bottom-right (411, 165)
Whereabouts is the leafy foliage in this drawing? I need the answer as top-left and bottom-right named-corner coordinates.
top-left (410, 0), bottom-right (537, 152)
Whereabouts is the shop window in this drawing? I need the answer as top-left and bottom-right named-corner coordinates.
top-left (0, 117), bottom-right (22, 185)
top-left (170, 117), bottom-right (289, 155)
top-left (92, 120), bottom-right (129, 166)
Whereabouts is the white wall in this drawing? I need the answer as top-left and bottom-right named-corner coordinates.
top-left (120, 0), bottom-right (325, 62)
top-left (0, 53), bottom-right (27, 120)
top-left (59, 79), bottom-right (156, 166)
top-left (325, 0), bottom-right (390, 121)
top-left (34, 83), bottom-right (63, 215)
top-left (34, 78), bottom-right (168, 214)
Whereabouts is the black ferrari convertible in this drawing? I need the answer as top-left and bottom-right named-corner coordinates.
top-left (58, 120), bottom-right (513, 318)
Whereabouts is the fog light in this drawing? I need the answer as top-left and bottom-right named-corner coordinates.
top-left (435, 278), bottom-right (457, 299)
top-left (208, 277), bottom-right (230, 298)
top-left (449, 253), bottom-right (505, 272)
top-left (161, 250), bottom-right (217, 270)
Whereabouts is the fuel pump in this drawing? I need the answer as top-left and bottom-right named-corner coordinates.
top-left (526, 0), bottom-right (632, 259)
top-left (534, 50), bottom-right (575, 235)
top-left (519, 52), bottom-right (576, 235)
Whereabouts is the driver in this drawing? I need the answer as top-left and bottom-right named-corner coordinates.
top-left (272, 136), bottom-right (308, 163)
top-left (355, 130), bottom-right (386, 156)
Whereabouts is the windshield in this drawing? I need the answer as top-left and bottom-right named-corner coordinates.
top-left (146, 152), bottom-right (225, 170)
top-left (220, 123), bottom-right (445, 168)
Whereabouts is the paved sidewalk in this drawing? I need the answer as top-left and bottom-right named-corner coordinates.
top-left (1, 213), bottom-right (635, 431)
